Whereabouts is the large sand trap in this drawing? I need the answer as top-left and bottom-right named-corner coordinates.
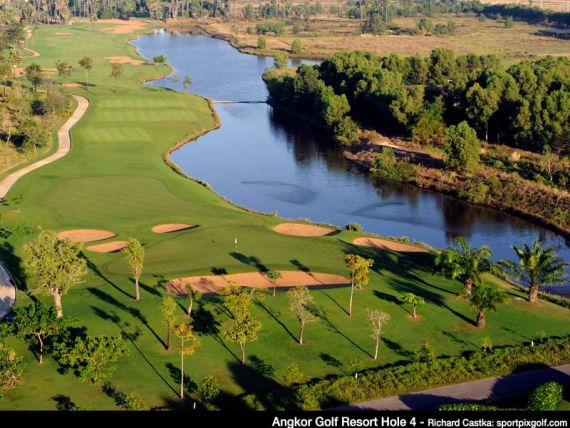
top-left (353, 237), bottom-right (426, 253)
top-left (99, 19), bottom-right (148, 34)
top-left (105, 56), bottom-right (145, 65)
top-left (167, 271), bottom-right (350, 295)
top-left (87, 240), bottom-right (128, 253)
top-left (152, 223), bottom-right (195, 234)
top-left (57, 229), bottom-right (116, 243)
top-left (273, 223), bottom-right (335, 237)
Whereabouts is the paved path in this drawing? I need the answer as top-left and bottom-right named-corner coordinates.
top-left (0, 95), bottom-right (89, 200)
top-left (0, 262), bottom-right (16, 319)
top-left (336, 364), bottom-right (570, 410)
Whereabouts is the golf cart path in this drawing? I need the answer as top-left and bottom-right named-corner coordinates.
top-left (0, 262), bottom-right (16, 319)
top-left (335, 364), bottom-right (570, 410)
top-left (0, 95), bottom-right (89, 199)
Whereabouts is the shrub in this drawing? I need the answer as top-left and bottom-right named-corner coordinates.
top-left (291, 39), bottom-right (302, 54)
top-left (345, 223), bottom-right (363, 232)
top-left (373, 148), bottom-right (416, 182)
top-left (246, 26), bottom-right (255, 35)
top-left (292, 21), bottom-right (303, 34)
top-left (257, 36), bottom-right (267, 49)
top-left (274, 52), bottom-right (289, 69)
top-left (527, 382), bottom-right (564, 410)
top-left (415, 342), bottom-right (436, 362)
top-left (152, 54), bottom-right (166, 64)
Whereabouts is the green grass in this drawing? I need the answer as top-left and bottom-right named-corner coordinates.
top-left (0, 21), bottom-right (569, 410)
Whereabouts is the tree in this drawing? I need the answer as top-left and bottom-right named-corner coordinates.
top-left (182, 75), bottom-right (192, 93)
top-left (283, 362), bottom-right (305, 387)
top-left (124, 238), bottom-right (144, 301)
top-left (444, 121), bottom-right (480, 173)
top-left (499, 239), bottom-right (568, 303)
top-left (161, 296), bottom-right (177, 351)
top-left (469, 285), bottom-right (506, 328)
top-left (465, 83), bottom-right (500, 142)
top-left (344, 254), bottom-right (374, 317)
top-left (186, 287), bottom-right (201, 318)
top-left (0, 342), bottom-right (25, 397)
top-left (257, 36), bottom-right (267, 49)
top-left (13, 302), bottom-right (68, 364)
top-left (266, 270), bottom-right (283, 297)
top-left (172, 320), bottom-right (200, 400)
top-left (366, 308), bottom-right (390, 360)
top-left (434, 237), bottom-right (493, 297)
top-left (78, 56), bottom-right (93, 90)
top-left (0, 62), bottom-right (11, 97)
top-left (224, 312), bottom-right (261, 365)
top-left (55, 335), bottom-right (128, 384)
top-left (55, 60), bottom-right (72, 85)
top-left (153, 54), bottom-right (166, 64)
top-left (401, 293), bottom-right (425, 319)
top-left (8, 49), bottom-right (21, 79)
top-left (110, 63), bottom-right (122, 93)
top-left (287, 286), bottom-right (317, 345)
top-left (25, 63), bottom-right (42, 92)
top-left (23, 230), bottom-right (87, 318)
top-left (274, 52), bottom-right (289, 69)
top-left (291, 39), bottom-right (302, 54)
top-left (198, 375), bottom-right (220, 406)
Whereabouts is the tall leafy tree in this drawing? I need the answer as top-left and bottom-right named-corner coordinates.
top-left (366, 308), bottom-right (390, 360)
top-left (186, 287), bottom-right (201, 318)
top-left (124, 238), bottom-right (144, 301)
top-left (469, 285), bottom-right (506, 328)
top-left (55, 60), bottom-right (72, 86)
top-left (499, 239), bottom-right (568, 303)
top-left (434, 237), bottom-right (492, 297)
top-left (172, 320), bottom-right (201, 400)
top-left (224, 312), bottom-right (261, 365)
top-left (287, 286), bottom-right (317, 345)
top-left (161, 296), bottom-right (177, 351)
top-left (266, 270), bottom-right (283, 297)
top-left (78, 56), bottom-right (93, 90)
top-left (110, 63), bottom-right (122, 93)
top-left (344, 254), bottom-right (374, 317)
top-left (13, 302), bottom-right (68, 364)
top-left (23, 230), bottom-right (87, 318)
top-left (401, 293), bottom-right (425, 319)
top-left (0, 342), bottom-right (25, 397)
top-left (444, 121), bottom-right (480, 173)
top-left (24, 63), bottom-right (42, 92)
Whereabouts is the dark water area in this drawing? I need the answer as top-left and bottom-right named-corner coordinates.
top-left (132, 30), bottom-right (569, 296)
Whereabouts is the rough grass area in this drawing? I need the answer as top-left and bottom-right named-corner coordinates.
top-left (0, 20), bottom-right (569, 410)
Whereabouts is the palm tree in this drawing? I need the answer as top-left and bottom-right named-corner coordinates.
top-left (499, 239), bottom-right (568, 303)
top-left (469, 285), bottom-right (506, 328)
top-left (434, 237), bottom-right (492, 297)
top-left (401, 293), bottom-right (425, 319)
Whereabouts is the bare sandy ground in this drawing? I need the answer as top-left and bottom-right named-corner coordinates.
top-left (353, 237), bottom-right (426, 253)
top-left (63, 83), bottom-right (82, 88)
top-left (273, 223), bottom-right (335, 237)
top-left (54, 32), bottom-right (71, 36)
top-left (152, 223), bottom-right (195, 233)
top-left (99, 19), bottom-right (148, 34)
top-left (167, 271), bottom-right (350, 294)
top-left (87, 240), bottom-right (128, 253)
top-left (105, 56), bottom-right (146, 65)
top-left (57, 229), bottom-right (116, 243)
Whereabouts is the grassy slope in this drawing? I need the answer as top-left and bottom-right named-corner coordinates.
top-left (0, 21), bottom-right (569, 410)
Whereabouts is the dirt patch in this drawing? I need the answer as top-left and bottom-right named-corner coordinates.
top-left (273, 223), bottom-right (335, 237)
top-left (353, 237), bottom-right (426, 253)
top-left (408, 315), bottom-right (424, 321)
top-left (54, 32), bottom-right (71, 36)
top-left (57, 229), bottom-right (116, 243)
top-left (87, 240), bottom-right (128, 253)
top-left (105, 56), bottom-right (145, 65)
top-left (63, 83), bottom-right (82, 88)
top-left (99, 19), bottom-right (148, 34)
top-left (152, 223), bottom-right (196, 234)
top-left (167, 271), bottom-right (350, 295)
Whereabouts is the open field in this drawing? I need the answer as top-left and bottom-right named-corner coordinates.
top-left (182, 14), bottom-right (570, 63)
top-left (0, 20), bottom-right (569, 410)
top-left (481, 0), bottom-right (570, 13)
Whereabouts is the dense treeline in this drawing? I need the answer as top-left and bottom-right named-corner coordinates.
top-left (265, 50), bottom-right (570, 155)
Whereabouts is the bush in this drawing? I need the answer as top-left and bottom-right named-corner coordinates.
top-left (373, 148), bottom-right (416, 182)
top-left (152, 54), bottom-right (166, 64)
top-left (345, 223), bottom-right (363, 232)
top-left (291, 39), bottom-right (302, 54)
top-left (274, 52), bottom-right (289, 69)
top-left (257, 36), bottom-right (267, 49)
top-left (527, 382), bottom-right (564, 410)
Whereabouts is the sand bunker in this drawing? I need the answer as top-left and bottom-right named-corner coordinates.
top-left (54, 32), bottom-right (71, 36)
top-left (57, 229), bottom-right (116, 243)
top-left (63, 83), bottom-right (81, 88)
top-left (353, 237), bottom-right (426, 253)
top-left (87, 240), bottom-right (128, 253)
top-left (105, 56), bottom-right (145, 65)
top-left (167, 271), bottom-right (350, 295)
top-left (99, 19), bottom-right (148, 34)
top-left (273, 223), bottom-right (335, 237)
top-left (152, 224), bottom-right (195, 234)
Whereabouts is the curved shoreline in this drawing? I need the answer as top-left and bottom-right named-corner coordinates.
top-left (0, 95), bottom-right (89, 200)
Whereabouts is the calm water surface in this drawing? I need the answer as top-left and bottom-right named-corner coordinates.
top-left (132, 31), bottom-right (569, 294)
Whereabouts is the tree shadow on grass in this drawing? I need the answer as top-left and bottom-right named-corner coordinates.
top-left (248, 355), bottom-right (275, 378)
top-left (381, 337), bottom-right (414, 359)
top-left (193, 300), bottom-right (240, 363)
top-left (442, 331), bottom-right (476, 348)
top-left (317, 307), bottom-right (373, 358)
top-left (84, 256), bottom-right (133, 300)
top-left (211, 267), bottom-right (228, 276)
top-left (230, 252), bottom-right (268, 273)
top-left (52, 394), bottom-right (81, 411)
top-left (254, 300), bottom-right (297, 342)
top-left (87, 287), bottom-right (166, 348)
top-left (290, 259), bottom-right (311, 272)
top-left (0, 241), bottom-right (28, 293)
top-left (317, 289), bottom-right (348, 315)
top-left (165, 362), bottom-right (197, 395)
top-left (131, 278), bottom-right (162, 297)
top-left (320, 353), bottom-right (343, 370)
top-left (91, 306), bottom-right (178, 397)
